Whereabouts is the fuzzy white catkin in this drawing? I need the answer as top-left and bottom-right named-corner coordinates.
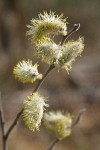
top-left (58, 37), bottom-right (84, 71)
top-left (35, 36), bottom-right (62, 64)
top-left (43, 111), bottom-right (73, 140)
top-left (27, 11), bottom-right (67, 42)
top-left (23, 92), bottom-right (48, 131)
top-left (13, 60), bottom-right (42, 83)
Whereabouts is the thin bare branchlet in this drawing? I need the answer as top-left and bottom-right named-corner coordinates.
top-left (48, 139), bottom-right (59, 150)
top-left (0, 92), bottom-right (5, 131)
top-left (33, 63), bottom-right (55, 92)
top-left (61, 23), bottom-right (80, 45)
top-left (71, 108), bottom-right (86, 128)
top-left (0, 92), bottom-right (6, 150)
top-left (5, 109), bottom-right (23, 140)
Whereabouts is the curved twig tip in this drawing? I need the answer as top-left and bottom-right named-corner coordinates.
top-left (73, 23), bottom-right (80, 31)
top-left (80, 108), bottom-right (87, 113)
top-left (71, 108), bottom-right (86, 128)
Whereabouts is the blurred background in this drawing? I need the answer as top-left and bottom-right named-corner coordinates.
top-left (0, 0), bottom-right (100, 149)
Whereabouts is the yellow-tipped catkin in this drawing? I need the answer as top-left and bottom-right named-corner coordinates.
top-left (23, 92), bottom-right (48, 131)
top-left (58, 37), bottom-right (84, 72)
top-left (27, 11), bottom-right (67, 42)
top-left (13, 60), bottom-right (42, 83)
top-left (35, 36), bottom-right (62, 64)
top-left (43, 111), bottom-right (73, 140)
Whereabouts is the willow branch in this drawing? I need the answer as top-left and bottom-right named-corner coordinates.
top-left (5, 63), bottom-right (55, 140)
top-left (71, 108), bottom-right (86, 128)
top-left (4, 23), bottom-right (81, 144)
top-left (0, 92), bottom-right (7, 150)
top-left (61, 23), bottom-right (80, 46)
top-left (0, 94), bottom-right (5, 136)
top-left (33, 63), bottom-right (55, 92)
top-left (48, 139), bottom-right (59, 150)
top-left (5, 109), bottom-right (23, 140)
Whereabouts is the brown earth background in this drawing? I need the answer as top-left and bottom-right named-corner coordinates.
top-left (0, 0), bottom-right (100, 150)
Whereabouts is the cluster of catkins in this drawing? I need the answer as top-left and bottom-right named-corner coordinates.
top-left (13, 11), bottom-right (84, 140)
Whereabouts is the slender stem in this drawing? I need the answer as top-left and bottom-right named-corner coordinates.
top-left (0, 92), bottom-right (7, 150)
top-left (48, 139), bottom-right (59, 150)
top-left (33, 64), bottom-right (55, 93)
top-left (5, 109), bottom-right (23, 140)
top-left (61, 23), bottom-right (80, 46)
top-left (71, 108), bottom-right (86, 128)
top-left (2, 139), bottom-right (7, 150)
top-left (0, 111), bottom-right (6, 150)
top-left (0, 110), bottom-right (5, 139)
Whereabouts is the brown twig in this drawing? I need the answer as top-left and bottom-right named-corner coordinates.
top-left (5, 109), bottom-right (23, 140)
top-left (61, 23), bottom-right (80, 46)
top-left (48, 139), bottom-right (59, 150)
top-left (33, 63), bottom-right (55, 92)
top-left (0, 92), bottom-right (7, 150)
top-left (71, 108), bottom-right (86, 128)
